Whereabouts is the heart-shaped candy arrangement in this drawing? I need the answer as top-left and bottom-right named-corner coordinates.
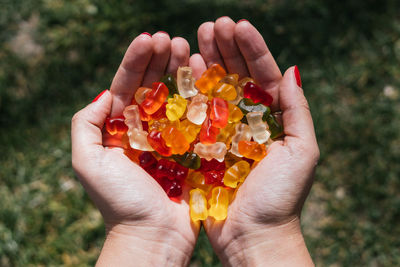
top-left (105, 64), bottom-right (283, 221)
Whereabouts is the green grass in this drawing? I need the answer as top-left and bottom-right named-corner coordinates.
top-left (1, 0), bottom-right (400, 266)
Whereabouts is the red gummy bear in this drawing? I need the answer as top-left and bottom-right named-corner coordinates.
top-left (243, 82), bottom-right (273, 107)
top-left (140, 82), bottom-right (169, 115)
top-left (105, 115), bottom-right (128, 136)
top-left (210, 97), bottom-right (229, 128)
top-left (199, 116), bottom-right (220, 144)
top-left (158, 177), bottom-right (182, 198)
top-left (147, 130), bottom-right (172, 157)
top-left (138, 151), bottom-right (158, 176)
top-left (155, 159), bottom-right (189, 182)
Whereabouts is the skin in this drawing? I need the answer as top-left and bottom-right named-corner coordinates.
top-left (72, 32), bottom-right (198, 266)
top-left (71, 18), bottom-right (319, 266)
top-left (192, 17), bottom-right (318, 266)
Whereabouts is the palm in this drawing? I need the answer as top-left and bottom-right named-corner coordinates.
top-left (93, 147), bottom-right (196, 238)
top-left (73, 32), bottom-right (199, 242)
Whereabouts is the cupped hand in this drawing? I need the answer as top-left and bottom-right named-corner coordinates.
top-left (191, 17), bottom-right (319, 266)
top-left (71, 32), bottom-right (197, 266)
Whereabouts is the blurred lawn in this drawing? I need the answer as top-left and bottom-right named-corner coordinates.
top-left (1, 0), bottom-right (400, 266)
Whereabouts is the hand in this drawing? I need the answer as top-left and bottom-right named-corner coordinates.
top-left (190, 17), bottom-right (319, 266)
top-left (71, 32), bottom-right (198, 266)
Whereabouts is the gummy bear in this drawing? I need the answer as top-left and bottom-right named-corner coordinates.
top-left (147, 130), bottom-right (172, 157)
top-left (160, 74), bottom-right (179, 98)
top-left (223, 160), bottom-right (250, 188)
top-left (148, 117), bottom-right (179, 132)
top-left (210, 97), bottom-right (229, 129)
top-left (219, 74), bottom-right (241, 104)
top-left (105, 115), bottom-right (128, 136)
top-left (135, 87), bottom-right (152, 105)
top-left (193, 142), bottom-right (227, 162)
top-left (166, 94), bottom-right (187, 121)
top-left (216, 122), bottom-right (237, 148)
top-left (213, 82), bottom-right (237, 101)
top-left (220, 73), bottom-right (239, 86)
top-left (187, 94), bottom-right (208, 125)
top-left (172, 152), bottom-right (201, 170)
top-left (178, 119), bottom-right (201, 143)
top-left (230, 123), bottom-right (252, 157)
top-left (198, 158), bottom-right (226, 173)
top-left (246, 111), bottom-right (271, 144)
top-left (189, 188), bottom-right (208, 221)
top-left (266, 113), bottom-right (284, 139)
top-left (208, 186), bottom-right (229, 220)
top-left (238, 140), bottom-right (267, 161)
top-left (243, 82), bottom-right (273, 107)
top-left (123, 105), bottom-right (154, 151)
top-left (177, 66), bottom-right (198, 98)
top-left (195, 64), bottom-right (227, 94)
top-left (139, 151), bottom-right (158, 176)
top-left (204, 170), bottom-right (225, 185)
top-left (158, 177), bottom-right (182, 198)
top-left (228, 103), bottom-right (243, 123)
top-left (237, 98), bottom-right (270, 122)
top-left (124, 146), bottom-right (141, 164)
top-left (150, 102), bottom-right (167, 120)
top-left (155, 158), bottom-right (189, 182)
top-left (161, 126), bottom-right (190, 155)
top-left (199, 116), bottom-right (220, 144)
top-left (140, 82), bottom-right (169, 115)
top-left (186, 171), bottom-right (212, 193)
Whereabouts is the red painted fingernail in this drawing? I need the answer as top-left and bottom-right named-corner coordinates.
top-left (294, 65), bottom-right (302, 87)
top-left (92, 90), bottom-right (107, 103)
top-left (141, 32), bottom-right (152, 37)
top-left (237, 19), bottom-right (248, 23)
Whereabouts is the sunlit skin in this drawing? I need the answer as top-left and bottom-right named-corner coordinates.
top-left (71, 17), bottom-right (319, 266)
top-left (191, 17), bottom-right (319, 266)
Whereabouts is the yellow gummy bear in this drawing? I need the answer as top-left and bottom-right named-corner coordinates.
top-left (217, 122), bottom-right (237, 148)
top-left (228, 103), bottom-right (243, 123)
top-left (189, 188), bottom-right (208, 221)
top-left (148, 118), bottom-right (179, 132)
top-left (208, 186), bottom-right (229, 220)
top-left (179, 119), bottom-right (201, 143)
top-left (223, 160), bottom-right (250, 188)
top-left (213, 82), bottom-right (237, 101)
top-left (166, 94), bottom-right (187, 121)
top-left (186, 171), bottom-right (212, 193)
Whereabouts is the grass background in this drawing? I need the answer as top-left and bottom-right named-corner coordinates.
top-left (1, 0), bottom-right (400, 265)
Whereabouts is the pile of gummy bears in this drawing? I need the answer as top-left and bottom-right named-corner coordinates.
top-left (104, 64), bottom-right (283, 221)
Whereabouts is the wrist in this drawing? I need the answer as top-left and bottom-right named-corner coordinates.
top-left (218, 218), bottom-right (314, 267)
top-left (97, 223), bottom-right (193, 266)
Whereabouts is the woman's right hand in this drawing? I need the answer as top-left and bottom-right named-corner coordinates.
top-left (190, 17), bottom-right (319, 266)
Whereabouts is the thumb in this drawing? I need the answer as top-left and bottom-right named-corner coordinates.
top-left (71, 90), bottom-right (112, 164)
top-left (279, 66), bottom-right (319, 161)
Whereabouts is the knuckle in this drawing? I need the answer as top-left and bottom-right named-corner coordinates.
top-left (71, 111), bottom-right (82, 126)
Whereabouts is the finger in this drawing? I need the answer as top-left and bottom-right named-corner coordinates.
top-left (280, 66), bottom-right (317, 148)
top-left (166, 37), bottom-right (190, 74)
top-left (110, 33), bottom-right (153, 117)
top-left (198, 22), bottom-right (225, 68)
top-left (189, 53), bottom-right (207, 79)
top-left (142, 32), bottom-right (171, 87)
top-left (235, 20), bottom-right (282, 109)
top-left (71, 90), bottom-right (112, 163)
top-left (214, 17), bottom-right (249, 77)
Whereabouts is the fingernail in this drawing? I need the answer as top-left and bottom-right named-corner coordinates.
top-left (294, 65), bottom-right (302, 87)
top-left (92, 90), bottom-right (107, 103)
top-left (141, 32), bottom-right (152, 37)
top-left (237, 19), bottom-right (248, 23)
top-left (157, 31), bottom-right (169, 36)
